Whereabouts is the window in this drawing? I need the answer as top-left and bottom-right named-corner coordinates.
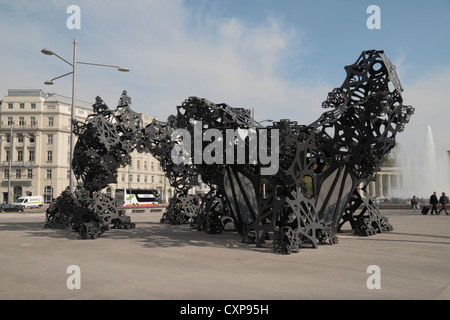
top-left (18, 134), bottom-right (24, 143)
top-left (151, 175), bottom-right (154, 183)
top-left (44, 186), bottom-right (53, 204)
top-left (29, 134), bottom-right (35, 143)
top-left (121, 173), bottom-right (125, 182)
top-left (8, 103), bottom-right (13, 109)
top-left (19, 117), bottom-right (25, 126)
top-left (20, 103), bottom-right (24, 109)
top-left (6, 150), bottom-right (10, 161)
top-left (129, 174), bottom-right (133, 182)
top-left (48, 117), bottom-right (54, 127)
top-left (13, 186), bottom-right (22, 200)
top-left (47, 134), bottom-right (53, 144)
top-left (46, 169), bottom-right (52, 179)
top-left (144, 161), bottom-right (148, 170)
top-left (151, 161), bottom-right (154, 171)
top-left (137, 160), bottom-right (140, 170)
top-left (27, 169), bottom-right (33, 179)
top-left (137, 174), bottom-right (140, 183)
top-left (144, 175), bottom-right (148, 183)
top-left (4, 169), bottom-right (9, 179)
top-left (47, 151), bottom-right (53, 162)
top-left (7, 117), bottom-right (13, 125)
top-left (31, 103), bottom-right (36, 109)
top-left (16, 169), bottom-right (22, 179)
top-left (17, 150), bottom-right (23, 162)
top-left (30, 117), bottom-right (36, 126)
top-left (28, 150), bottom-right (35, 162)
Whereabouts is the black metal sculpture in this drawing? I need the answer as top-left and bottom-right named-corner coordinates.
top-left (45, 50), bottom-right (413, 253)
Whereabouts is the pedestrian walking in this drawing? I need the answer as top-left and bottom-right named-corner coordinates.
top-left (438, 192), bottom-right (449, 215)
top-left (430, 191), bottom-right (438, 215)
top-left (410, 195), bottom-right (419, 211)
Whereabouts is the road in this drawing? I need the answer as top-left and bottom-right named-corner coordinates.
top-left (0, 209), bottom-right (449, 301)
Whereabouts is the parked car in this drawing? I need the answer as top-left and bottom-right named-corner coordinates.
top-left (0, 203), bottom-right (24, 212)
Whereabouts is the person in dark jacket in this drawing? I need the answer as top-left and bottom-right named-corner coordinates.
top-left (410, 195), bottom-right (419, 211)
top-left (430, 191), bottom-right (438, 215)
top-left (438, 192), bottom-right (449, 215)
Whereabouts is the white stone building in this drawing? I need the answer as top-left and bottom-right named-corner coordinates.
top-left (0, 89), bottom-right (172, 204)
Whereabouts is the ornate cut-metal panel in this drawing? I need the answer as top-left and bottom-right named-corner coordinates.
top-left (45, 50), bottom-right (413, 253)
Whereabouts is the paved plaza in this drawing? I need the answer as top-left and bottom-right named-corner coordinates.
top-left (0, 209), bottom-right (449, 300)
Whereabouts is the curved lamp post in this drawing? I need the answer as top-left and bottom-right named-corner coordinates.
top-left (42, 39), bottom-right (129, 193)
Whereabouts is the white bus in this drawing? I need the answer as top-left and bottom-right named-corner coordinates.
top-left (115, 189), bottom-right (162, 207)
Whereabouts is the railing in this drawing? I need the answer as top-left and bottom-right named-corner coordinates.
top-left (0, 121), bottom-right (39, 130)
top-left (2, 142), bottom-right (36, 148)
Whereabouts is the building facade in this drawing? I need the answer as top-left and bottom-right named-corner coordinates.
top-left (0, 89), bottom-right (172, 204)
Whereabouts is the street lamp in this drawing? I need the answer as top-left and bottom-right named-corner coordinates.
top-left (42, 39), bottom-right (129, 193)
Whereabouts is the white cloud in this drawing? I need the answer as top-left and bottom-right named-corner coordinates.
top-left (0, 0), bottom-right (335, 125)
top-left (99, 1), bottom-right (328, 124)
top-left (4, 0), bottom-right (447, 151)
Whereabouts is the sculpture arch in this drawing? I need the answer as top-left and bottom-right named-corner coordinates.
top-left (45, 50), bottom-right (414, 253)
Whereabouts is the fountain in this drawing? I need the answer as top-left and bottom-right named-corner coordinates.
top-left (396, 125), bottom-right (450, 199)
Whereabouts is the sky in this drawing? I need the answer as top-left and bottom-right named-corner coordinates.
top-left (0, 0), bottom-right (449, 158)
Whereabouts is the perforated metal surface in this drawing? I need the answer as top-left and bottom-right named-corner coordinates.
top-left (46, 50), bottom-right (413, 251)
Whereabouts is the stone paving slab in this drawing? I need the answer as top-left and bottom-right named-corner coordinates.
top-left (0, 209), bottom-right (449, 300)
